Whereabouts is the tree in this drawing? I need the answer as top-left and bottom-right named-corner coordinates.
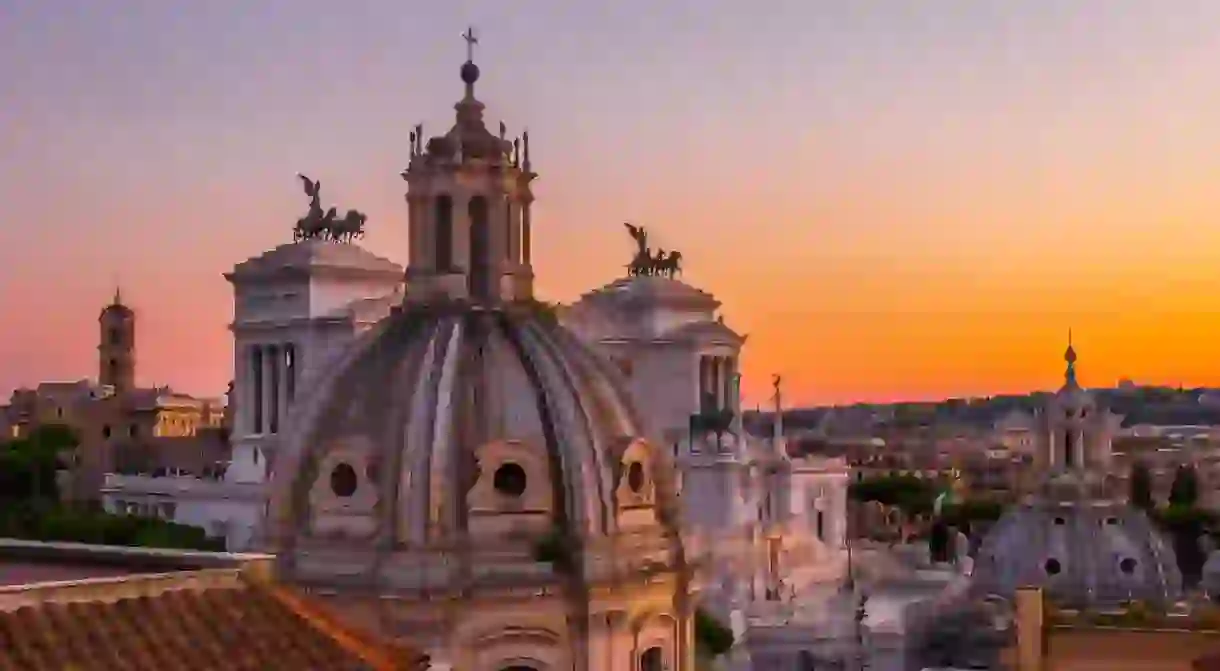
top-left (0, 423), bottom-right (78, 505)
top-left (1169, 465), bottom-right (1200, 508)
top-left (849, 474), bottom-right (938, 517)
top-left (929, 519), bottom-right (952, 563)
top-left (694, 608), bottom-right (734, 658)
top-left (1129, 461), bottom-right (1154, 510)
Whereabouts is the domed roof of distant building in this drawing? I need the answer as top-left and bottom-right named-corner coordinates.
top-left (972, 339), bottom-right (1181, 607)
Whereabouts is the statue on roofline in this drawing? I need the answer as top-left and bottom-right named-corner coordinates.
top-left (292, 173), bottom-right (367, 243)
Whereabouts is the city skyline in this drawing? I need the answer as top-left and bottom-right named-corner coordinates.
top-left (4, 1), bottom-right (1220, 405)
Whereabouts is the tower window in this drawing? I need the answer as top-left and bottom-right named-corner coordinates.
top-left (468, 196), bottom-right (491, 300)
top-left (109, 327), bottom-right (122, 346)
top-left (434, 195), bottom-right (454, 271)
top-left (102, 425), bottom-right (111, 439)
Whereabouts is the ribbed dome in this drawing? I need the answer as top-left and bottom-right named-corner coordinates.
top-left (972, 499), bottom-right (1181, 607)
top-left (267, 304), bottom-right (687, 589)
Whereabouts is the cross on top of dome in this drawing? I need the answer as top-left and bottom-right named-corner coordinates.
top-left (460, 26), bottom-right (480, 86)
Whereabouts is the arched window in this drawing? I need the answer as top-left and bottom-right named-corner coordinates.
top-left (1063, 430), bottom-right (1075, 468)
top-left (641, 647), bottom-right (664, 671)
top-left (468, 196), bottom-right (491, 299)
top-left (434, 195), bottom-right (454, 271)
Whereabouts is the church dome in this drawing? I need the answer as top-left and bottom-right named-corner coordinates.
top-left (268, 303), bottom-right (687, 585)
top-left (972, 499), bottom-right (1181, 607)
top-left (262, 44), bottom-right (699, 671)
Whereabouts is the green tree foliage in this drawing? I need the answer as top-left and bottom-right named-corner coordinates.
top-left (928, 519), bottom-right (952, 563)
top-left (694, 608), bottom-right (734, 657)
top-left (0, 423), bottom-right (222, 552)
top-left (0, 424), bottom-right (79, 504)
top-left (849, 474), bottom-right (937, 517)
top-left (1169, 465), bottom-right (1200, 508)
top-left (1129, 461), bottom-right (1154, 510)
top-left (1152, 505), bottom-right (1216, 588)
top-left (937, 499), bottom-right (1004, 540)
top-left (0, 504), bottom-right (224, 551)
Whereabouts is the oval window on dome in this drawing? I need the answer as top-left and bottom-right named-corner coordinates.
top-left (1120, 558), bottom-right (1137, 574)
top-left (493, 463), bottom-right (528, 497)
top-left (330, 463), bottom-right (358, 498)
top-left (1045, 558), bottom-right (1062, 575)
top-left (628, 462), bottom-right (646, 493)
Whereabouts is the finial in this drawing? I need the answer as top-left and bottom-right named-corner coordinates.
top-left (460, 26), bottom-right (481, 87)
top-left (113, 285), bottom-right (122, 306)
top-left (1064, 329), bottom-right (1079, 387)
top-left (522, 129), bottom-right (532, 170)
top-left (462, 26), bottom-right (478, 62)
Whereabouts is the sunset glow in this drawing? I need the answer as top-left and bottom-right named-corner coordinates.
top-left (4, 1), bottom-right (1220, 406)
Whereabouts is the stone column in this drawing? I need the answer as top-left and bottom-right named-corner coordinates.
top-left (234, 344), bottom-right (249, 436)
top-left (505, 198), bottom-right (520, 264)
top-left (406, 194), bottom-right (424, 269)
top-left (277, 344), bottom-right (290, 437)
top-left (521, 201), bottom-right (532, 264)
top-left (697, 355), bottom-right (708, 409)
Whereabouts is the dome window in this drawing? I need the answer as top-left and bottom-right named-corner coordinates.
top-left (329, 463), bottom-right (358, 498)
top-left (1053, 516), bottom-right (1066, 526)
top-left (627, 461), bottom-right (646, 493)
top-left (493, 462), bottom-right (527, 497)
top-left (1105, 517), bottom-right (1119, 526)
top-left (1045, 558), bottom-right (1062, 575)
top-left (1120, 558), bottom-right (1137, 574)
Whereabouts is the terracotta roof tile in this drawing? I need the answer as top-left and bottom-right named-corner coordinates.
top-left (0, 582), bottom-right (425, 670)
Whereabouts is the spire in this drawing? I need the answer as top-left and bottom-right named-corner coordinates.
top-left (112, 285), bottom-right (123, 307)
top-left (459, 26), bottom-right (480, 98)
top-left (1064, 328), bottom-right (1078, 388)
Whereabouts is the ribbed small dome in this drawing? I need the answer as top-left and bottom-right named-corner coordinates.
top-left (267, 304), bottom-right (687, 589)
top-left (973, 500), bottom-right (1181, 607)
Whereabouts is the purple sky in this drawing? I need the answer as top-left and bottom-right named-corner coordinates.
top-left (4, 1), bottom-right (1220, 404)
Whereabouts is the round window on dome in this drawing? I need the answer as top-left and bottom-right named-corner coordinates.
top-left (330, 463), bottom-right (358, 498)
top-left (628, 462), bottom-right (646, 493)
top-left (1045, 558), bottom-right (1062, 575)
top-left (1120, 558), bottom-right (1137, 574)
top-left (493, 463), bottom-right (528, 497)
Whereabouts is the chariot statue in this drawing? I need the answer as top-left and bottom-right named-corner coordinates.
top-left (292, 173), bottom-right (367, 243)
top-left (623, 222), bottom-right (682, 278)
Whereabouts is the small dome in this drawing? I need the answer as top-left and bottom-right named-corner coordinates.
top-left (972, 501), bottom-right (1181, 607)
top-left (268, 305), bottom-right (687, 588)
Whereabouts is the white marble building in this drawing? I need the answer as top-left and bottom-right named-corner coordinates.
top-left (101, 241), bottom-right (404, 550)
top-left (564, 275), bottom-right (867, 668)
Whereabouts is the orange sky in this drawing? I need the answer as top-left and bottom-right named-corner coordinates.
top-left (3, 2), bottom-right (1220, 407)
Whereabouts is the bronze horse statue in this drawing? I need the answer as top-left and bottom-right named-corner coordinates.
top-left (292, 174), bottom-right (367, 243)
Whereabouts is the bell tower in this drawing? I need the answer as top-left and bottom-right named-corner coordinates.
top-left (98, 287), bottom-right (136, 394)
top-left (401, 27), bottom-right (538, 304)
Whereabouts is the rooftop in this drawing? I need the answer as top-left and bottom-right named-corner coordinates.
top-left (0, 540), bottom-right (428, 671)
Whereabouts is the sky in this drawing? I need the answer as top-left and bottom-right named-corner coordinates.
top-left (3, 1), bottom-right (1220, 407)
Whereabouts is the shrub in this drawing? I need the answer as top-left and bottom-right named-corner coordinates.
top-left (694, 608), bottom-right (734, 657)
